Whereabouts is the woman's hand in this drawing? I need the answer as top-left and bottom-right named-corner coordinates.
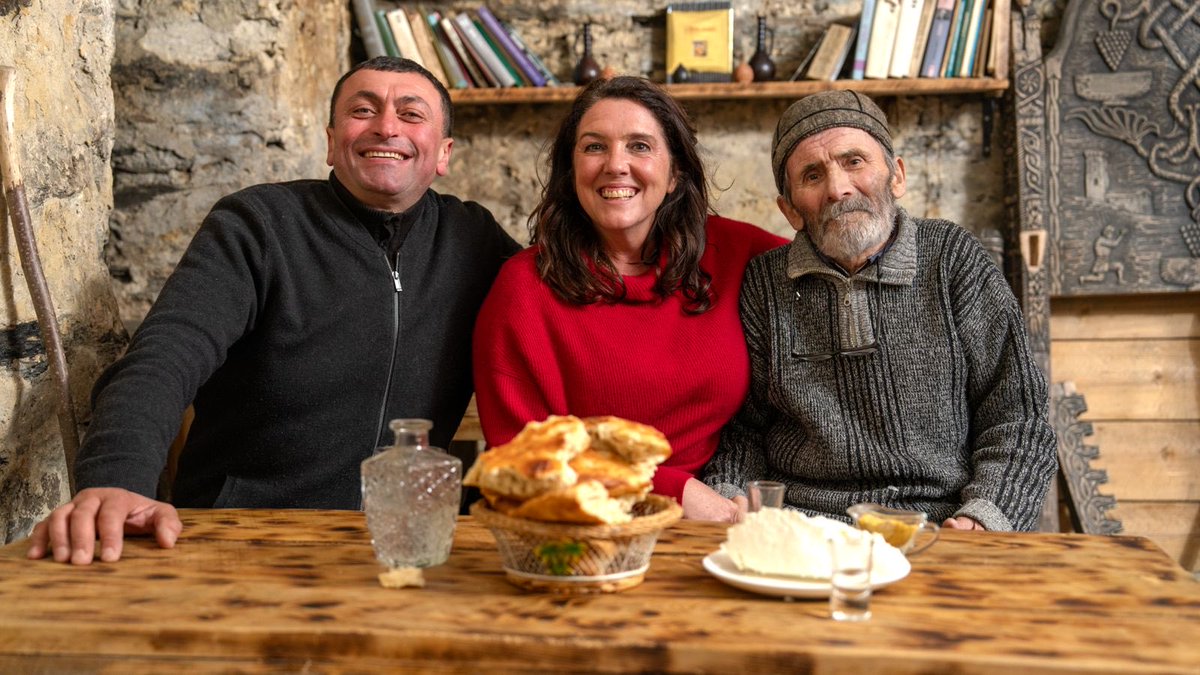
top-left (681, 478), bottom-right (745, 523)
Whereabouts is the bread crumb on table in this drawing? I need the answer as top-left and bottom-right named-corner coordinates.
top-left (378, 567), bottom-right (425, 588)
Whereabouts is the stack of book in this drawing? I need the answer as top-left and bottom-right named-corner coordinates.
top-left (798, 0), bottom-right (1009, 81)
top-left (351, 1), bottom-right (561, 89)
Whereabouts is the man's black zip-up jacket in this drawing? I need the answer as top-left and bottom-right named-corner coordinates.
top-left (76, 176), bottom-right (520, 509)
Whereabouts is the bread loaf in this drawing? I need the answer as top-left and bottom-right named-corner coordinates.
top-left (465, 415), bottom-right (672, 524)
top-left (462, 415), bottom-right (589, 499)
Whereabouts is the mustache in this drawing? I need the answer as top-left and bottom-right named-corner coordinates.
top-left (821, 196), bottom-right (875, 223)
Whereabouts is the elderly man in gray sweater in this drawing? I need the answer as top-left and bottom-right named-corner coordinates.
top-left (704, 91), bottom-right (1057, 531)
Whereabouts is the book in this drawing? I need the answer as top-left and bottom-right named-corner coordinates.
top-left (454, 17), bottom-right (500, 86)
top-left (888, 0), bottom-right (927, 78)
top-left (919, 0), bottom-right (955, 77)
top-left (501, 20), bottom-right (561, 86)
top-left (425, 11), bottom-right (471, 88)
top-left (940, 0), bottom-right (970, 76)
top-left (351, 0), bottom-right (386, 58)
top-left (476, 6), bottom-right (546, 87)
top-left (473, 14), bottom-right (526, 86)
top-left (439, 14), bottom-right (488, 87)
top-left (386, 9), bottom-right (424, 64)
top-left (407, 10), bottom-right (450, 87)
top-left (804, 24), bottom-right (857, 81)
top-left (665, 2), bottom-right (734, 82)
top-left (787, 32), bottom-right (826, 81)
top-left (956, 0), bottom-right (988, 76)
top-left (452, 12), bottom-right (517, 87)
top-left (908, 0), bottom-right (940, 77)
top-left (374, 9), bottom-right (400, 58)
top-left (864, 0), bottom-right (901, 79)
top-left (850, 0), bottom-right (877, 80)
top-left (987, 0), bottom-right (1009, 79)
top-left (972, 6), bottom-right (993, 77)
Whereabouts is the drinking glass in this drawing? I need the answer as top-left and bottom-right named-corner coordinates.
top-left (846, 503), bottom-right (940, 555)
top-left (828, 531), bottom-right (874, 621)
top-left (746, 480), bottom-right (786, 512)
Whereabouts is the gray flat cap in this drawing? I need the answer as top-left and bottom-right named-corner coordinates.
top-left (771, 90), bottom-right (893, 194)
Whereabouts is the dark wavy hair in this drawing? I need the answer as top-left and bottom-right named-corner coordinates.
top-left (529, 76), bottom-right (713, 313)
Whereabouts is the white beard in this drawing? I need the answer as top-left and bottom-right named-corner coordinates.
top-left (803, 171), bottom-right (898, 266)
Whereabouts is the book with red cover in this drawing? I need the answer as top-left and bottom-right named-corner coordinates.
top-left (437, 13), bottom-right (488, 87)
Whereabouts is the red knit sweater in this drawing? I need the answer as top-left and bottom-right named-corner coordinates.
top-left (473, 215), bottom-right (786, 501)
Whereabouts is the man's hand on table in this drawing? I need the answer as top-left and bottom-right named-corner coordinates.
top-left (942, 515), bottom-right (986, 530)
top-left (682, 478), bottom-right (745, 523)
top-left (26, 487), bottom-right (182, 565)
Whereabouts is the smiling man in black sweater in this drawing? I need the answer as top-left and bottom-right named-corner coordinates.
top-left (28, 57), bottom-right (520, 565)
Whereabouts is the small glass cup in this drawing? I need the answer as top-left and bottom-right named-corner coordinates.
top-left (846, 503), bottom-right (940, 555)
top-left (746, 480), bottom-right (786, 512)
top-left (828, 531), bottom-right (874, 622)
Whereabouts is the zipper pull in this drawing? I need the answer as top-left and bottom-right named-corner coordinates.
top-left (392, 252), bottom-right (402, 292)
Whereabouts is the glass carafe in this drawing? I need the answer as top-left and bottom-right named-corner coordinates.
top-left (361, 419), bottom-right (462, 569)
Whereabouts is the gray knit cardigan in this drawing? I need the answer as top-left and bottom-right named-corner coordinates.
top-left (704, 209), bottom-right (1057, 531)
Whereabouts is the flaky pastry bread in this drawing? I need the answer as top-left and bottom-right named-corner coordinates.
top-left (463, 415), bottom-right (589, 499)
top-left (465, 414), bottom-right (672, 524)
top-left (506, 480), bottom-right (633, 525)
top-left (583, 416), bottom-right (672, 467)
top-left (568, 448), bottom-right (653, 499)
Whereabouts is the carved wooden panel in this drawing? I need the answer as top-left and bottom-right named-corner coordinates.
top-left (1012, 3), bottom-right (1052, 371)
top-left (1041, 0), bottom-right (1200, 295)
top-left (1010, 4), bottom-right (1058, 531)
top-left (1050, 382), bottom-right (1123, 536)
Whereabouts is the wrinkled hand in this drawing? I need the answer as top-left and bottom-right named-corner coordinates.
top-left (732, 495), bottom-right (749, 521)
top-left (26, 487), bottom-right (182, 565)
top-left (681, 479), bottom-right (744, 523)
top-left (942, 515), bottom-right (986, 530)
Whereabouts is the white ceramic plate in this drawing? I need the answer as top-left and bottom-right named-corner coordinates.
top-left (702, 550), bottom-right (911, 599)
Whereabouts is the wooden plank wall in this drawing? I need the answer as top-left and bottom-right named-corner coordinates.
top-left (1050, 293), bottom-right (1200, 572)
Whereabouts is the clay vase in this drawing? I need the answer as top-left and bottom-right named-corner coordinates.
top-left (734, 62), bottom-right (754, 83)
top-left (748, 16), bottom-right (776, 82)
top-left (573, 23), bottom-right (602, 86)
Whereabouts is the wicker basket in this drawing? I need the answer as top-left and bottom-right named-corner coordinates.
top-left (470, 494), bottom-right (683, 594)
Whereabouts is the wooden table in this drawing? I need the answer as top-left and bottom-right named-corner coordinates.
top-left (2, 510), bottom-right (1198, 673)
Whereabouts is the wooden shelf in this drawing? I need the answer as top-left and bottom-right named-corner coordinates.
top-left (448, 78), bottom-right (1010, 105)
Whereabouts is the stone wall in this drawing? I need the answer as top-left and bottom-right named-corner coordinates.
top-left (104, 0), bottom-right (1068, 322)
top-left (446, 96), bottom-right (1005, 244)
top-left (0, 0), bottom-right (349, 542)
top-left (0, 0), bottom-right (123, 542)
top-left (107, 0), bottom-right (350, 327)
top-left (403, 0), bottom-right (1017, 243)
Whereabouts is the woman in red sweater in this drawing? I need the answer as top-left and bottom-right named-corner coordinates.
top-left (472, 77), bottom-right (785, 521)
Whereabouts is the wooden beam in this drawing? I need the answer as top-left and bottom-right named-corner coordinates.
top-left (449, 78), bottom-right (1011, 106)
